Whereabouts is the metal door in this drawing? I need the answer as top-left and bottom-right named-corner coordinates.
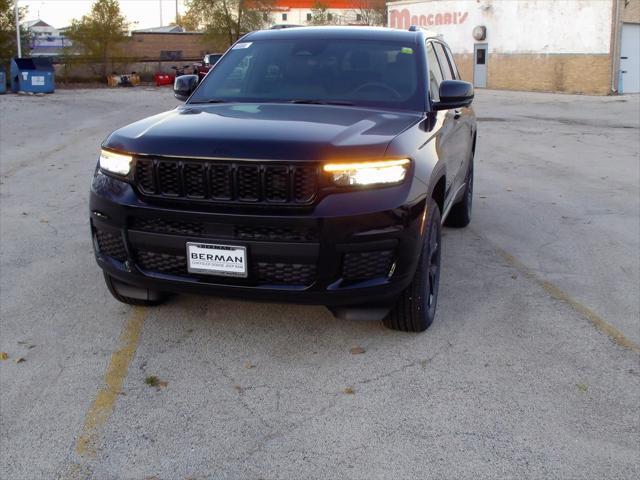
top-left (473, 43), bottom-right (488, 88)
top-left (620, 24), bottom-right (640, 93)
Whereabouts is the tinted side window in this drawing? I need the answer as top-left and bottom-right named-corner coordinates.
top-left (434, 43), bottom-right (454, 81)
top-left (443, 44), bottom-right (461, 79)
top-left (425, 42), bottom-right (443, 102)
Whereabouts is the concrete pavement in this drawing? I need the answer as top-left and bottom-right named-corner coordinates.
top-left (0, 88), bottom-right (638, 479)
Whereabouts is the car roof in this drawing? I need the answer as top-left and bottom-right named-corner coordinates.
top-left (245, 26), bottom-right (420, 43)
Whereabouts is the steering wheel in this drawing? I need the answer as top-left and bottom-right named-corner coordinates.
top-left (352, 82), bottom-right (402, 99)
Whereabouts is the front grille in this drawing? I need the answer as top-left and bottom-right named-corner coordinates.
top-left (130, 218), bottom-right (204, 236)
top-left (134, 158), bottom-right (318, 205)
top-left (130, 217), bottom-right (316, 242)
top-left (342, 250), bottom-right (394, 281)
top-left (95, 230), bottom-right (127, 261)
top-left (255, 262), bottom-right (316, 286)
top-left (135, 250), bottom-right (188, 275)
top-left (133, 249), bottom-right (315, 286)
top-left (235, 225), bottom-right (318, 242)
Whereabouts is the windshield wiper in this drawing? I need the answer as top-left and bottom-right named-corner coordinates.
top-left (190, 99), bottom-right (227, 104)
top-left (289, 99), bottom-right (355, 106)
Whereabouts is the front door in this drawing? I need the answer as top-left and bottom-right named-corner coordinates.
top-left (473, 43), bottom-right (488, 88)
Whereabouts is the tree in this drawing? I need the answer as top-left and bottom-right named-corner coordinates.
top-left (183, 0), bottom-right (274, 47)
top-left (309, 1), bottom-right (337, 26)
top-left (178, 7), bottom-right (202, 32)
top-left (354, 0), bottom-right (386, 26)
top-left (0, 0), bottom-right (30, 67)
top-left (65, 0), bottom-right (129, 78)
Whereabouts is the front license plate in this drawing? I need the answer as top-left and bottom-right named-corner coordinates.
top-left (186, 243), bottom-right (248, 277)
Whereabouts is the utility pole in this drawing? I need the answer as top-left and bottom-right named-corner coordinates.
top-left (15, 0), bottom-right (22, 58)
top-left (159, 0), bottom-right (163, 27)
top-left (175, 0), bottom-right (180, 25)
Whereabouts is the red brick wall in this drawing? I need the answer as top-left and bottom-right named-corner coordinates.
top-left (127, 33), bottom-right (210, 61)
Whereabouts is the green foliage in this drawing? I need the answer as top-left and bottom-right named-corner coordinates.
top-left (184, 0), bottom-right (274, 47)
top-left (0, 0), bottom-right (30, 67)
top-left (309, 1), bottom-right (337, 26)
top-left (65, 0), bottom-right (129, 77)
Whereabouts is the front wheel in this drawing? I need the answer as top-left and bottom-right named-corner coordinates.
top-left (383, 201), bottom-right (442, 332)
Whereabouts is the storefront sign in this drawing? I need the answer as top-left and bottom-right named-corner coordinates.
top-left (389, 8), bottom-right (469, 30)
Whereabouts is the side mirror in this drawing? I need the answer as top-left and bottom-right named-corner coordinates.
top-left (174, 74), bottom-right (199, 101)
top-left (433, 80), bottom-right (474, 111)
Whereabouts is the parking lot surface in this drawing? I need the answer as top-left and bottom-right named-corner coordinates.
top-left (1, 88), bottom-right (639, 479)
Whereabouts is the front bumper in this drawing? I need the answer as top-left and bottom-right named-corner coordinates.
top-left (90, 170), bottom-right (427, 307)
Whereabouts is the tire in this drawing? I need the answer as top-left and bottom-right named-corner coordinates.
top-left (445, 155), bottom-right (473, 228)
top-left (103, 272), bottom-right (167, 306)
top-left (383, 201), bottom-right (442, 332)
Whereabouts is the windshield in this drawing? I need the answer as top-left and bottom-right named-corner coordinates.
top-left (189, 38), bottom-right (424, 110)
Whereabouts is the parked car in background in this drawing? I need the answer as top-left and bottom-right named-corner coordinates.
top-left (91, 27), bottom-right (476, 332)
top-left (194, 53), bottom-right (223, 80)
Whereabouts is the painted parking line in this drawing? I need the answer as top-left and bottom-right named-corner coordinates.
top-left (74, 306), bottom-right (148, 458)
top-left (482, 237), bottom-right (640, 355)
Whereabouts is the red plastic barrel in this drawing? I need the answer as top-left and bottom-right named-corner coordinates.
top-left (155, 73), bottom-right (175, 87)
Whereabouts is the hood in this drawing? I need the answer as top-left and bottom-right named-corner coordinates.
top-left (103, 103), bottom-right (421, 161)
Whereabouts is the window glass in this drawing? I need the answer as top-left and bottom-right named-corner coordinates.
top-left (434, 43), bottom-right (454, 81)
top-left (190, 38), bottom-right (425, 111)
top-left (282, 13), bottom-right (287, 21)
top-left (443, 44), bottom-right (460, 79)
top-left (307, 13), bottom-right (312, 21)
top-left (425, 42), bottom-right (443, 102)
top-left (476, 48), bottom-right (486, 65)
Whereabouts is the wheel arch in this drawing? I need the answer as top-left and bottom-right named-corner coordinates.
top-left (430, 173), bottom-right (446, 216)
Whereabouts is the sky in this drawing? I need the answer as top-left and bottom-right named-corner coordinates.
top-left (21, 0), bottom-right (188, 29)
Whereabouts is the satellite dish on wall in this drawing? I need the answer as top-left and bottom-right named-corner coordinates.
top-left (473, 26), bottom-right (487, 41)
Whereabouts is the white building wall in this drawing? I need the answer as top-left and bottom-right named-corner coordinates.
top-left (270, 8), bottom-right (360, 26)
top-left (387, 0), bottom-right (613, 54)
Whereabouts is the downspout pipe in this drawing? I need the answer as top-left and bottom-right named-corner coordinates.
top-left (610, 0), bottom-right (622, 94)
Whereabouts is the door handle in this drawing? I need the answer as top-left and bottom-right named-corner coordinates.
top-left (453, 109), bottom-right (462, 119)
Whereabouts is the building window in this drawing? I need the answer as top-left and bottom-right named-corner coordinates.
top-left (282, 13), bottom-right (288, 21)
top-left (356, 14), bottom-right (362, 22)
top-left (307, 13), bottom-right (312, 21)
top-left (327, 13), bottom-right (333, 21)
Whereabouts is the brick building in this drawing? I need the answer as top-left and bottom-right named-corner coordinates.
top-left (128, 31), bottom-right (207, 61)
top-left (387, 0), bottom-right (640, 94)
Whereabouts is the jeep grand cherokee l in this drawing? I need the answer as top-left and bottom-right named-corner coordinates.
top-left (90, 26), bottom-right (476, 332)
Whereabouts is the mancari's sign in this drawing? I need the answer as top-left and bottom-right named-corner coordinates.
top-left (389, 9), bottom-right (469, 30)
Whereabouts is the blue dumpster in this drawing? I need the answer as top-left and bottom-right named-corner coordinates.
top-left (10, 57), bottom-right (55, 93)
top-left (0, 71), bottom-right (6, 94)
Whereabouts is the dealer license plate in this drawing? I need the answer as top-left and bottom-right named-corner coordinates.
top-left (186, 243), bottom-right (248, 277)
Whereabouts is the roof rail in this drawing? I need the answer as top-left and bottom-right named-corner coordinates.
top-left (408, 25), bottom-right (442, 38)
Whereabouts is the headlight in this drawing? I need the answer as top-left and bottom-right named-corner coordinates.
top-left (99, 149), bottom-right (132, 176)
top-left (323, 159), bottom-right (410, 187)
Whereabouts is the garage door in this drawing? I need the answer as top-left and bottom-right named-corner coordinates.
top-left (620, 23), bottom-right (640, 94)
